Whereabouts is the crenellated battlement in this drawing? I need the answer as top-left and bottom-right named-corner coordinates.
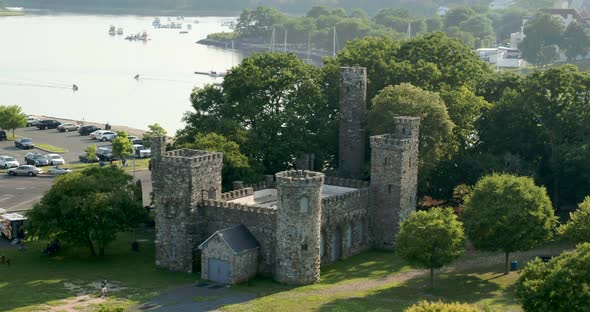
top-left (203, 199), bottom-right (276, 215)
top-left (276, 170), bottom-right (324, 185)
top-left (322, 188), bottom-right (369, 204)
top-left (324, 176), bottom-right (369, 188)
top-left (340, 66), bottom-right (367, 76)
top-left (162, 149), bottom-right (223, 165)
top-left (370, 135), bottom-right (413, 150)
top-left (221, 188), bottom-right (255, 201)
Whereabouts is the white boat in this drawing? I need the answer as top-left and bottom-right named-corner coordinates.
top-left (194, 70), bottom-right (226, 78)
top-left (108, 25), bottom-right (116, 35)
top-left (117, 27), bottom-right (123, 35)
top-left (152, 17), bottom-right (161, 27)
top-left (187, 24), bottom-right (192, 30)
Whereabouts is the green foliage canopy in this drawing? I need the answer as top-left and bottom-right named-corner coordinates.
top-left (463, 174), bottom-right (557, 274)
top-left (26, 167), bottom-right (147, 256)
top-left (111, 131), bottom-right (133, 161)
top-left (0, 105), bottom-right (27, 138)
top-left (558, 197), bottom-right (590, 244)
top-left (396, 208), bottom-right (465, 288)
top-left (516, 243), bottom-right (590, 312)
top-left (404, 300), bottom-right (478, 312)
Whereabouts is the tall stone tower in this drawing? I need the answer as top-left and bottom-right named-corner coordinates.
top-left (369, 117), bottom-right (420, 250)
top-left (152, 145), bottom-right (223, 273)
top-left (275, 170), bottom-right (324, 285)
top-left (339, 67), bottom-right (367, 179)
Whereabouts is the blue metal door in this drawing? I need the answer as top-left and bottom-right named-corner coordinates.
top-left (208, 258), bottom-right (230, 284)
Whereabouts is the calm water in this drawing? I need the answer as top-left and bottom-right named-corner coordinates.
top-left (0, 13), bottom-right (243, 133)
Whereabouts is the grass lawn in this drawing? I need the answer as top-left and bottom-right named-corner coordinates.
top-left (35, 143), bottom-right (67, 153)
top-left (220, 242), bottom-right (573, 312)
top-left (0, 11), bottom-right (24, 16)
top-left (0, 229), bottom-right (195, 312)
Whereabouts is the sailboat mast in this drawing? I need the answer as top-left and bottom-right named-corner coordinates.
top-left (407, 23), bottom-right (411, 39)
top-left (307, 32), bottom-right (311, 64)
top-left (284, 29), bottom-right (288, 53)
top-left (333, 26), bottom-right (336, 57)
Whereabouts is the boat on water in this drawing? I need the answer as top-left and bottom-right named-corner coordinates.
top-left (187, 24), bottom-right (192, 30)
top-left (108, 25), bottom-right (116, 35)
top-left (125, 31), bottom-right (149, 41)
top-left (179, 30), bottom-right (189, 34)
top-left (117, 27), bottom-right (123, 35)
top-left (194, 70), bottom-right (226, 78)
top-left (152, 17), bottom-right (160, 27)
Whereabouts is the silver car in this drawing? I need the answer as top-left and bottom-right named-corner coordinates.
top-left (0, 155), bottom-right (19, 169)
top-left (7, 165), bottom-right (43, 176)
top-left (47, 166), bottom-right (72, 175)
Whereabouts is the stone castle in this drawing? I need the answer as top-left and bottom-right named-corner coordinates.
top-left (151, 67), bottom-right (420, 285)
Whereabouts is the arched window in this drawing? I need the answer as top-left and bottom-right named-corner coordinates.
top-left (320, 231), bottom-right (325, 257)
top-left (300, 197), bottom-right (309, 213)
top-left (346, 223), bottom-right (353, 248)
top-left (208, 187), bottom-right (216, 200)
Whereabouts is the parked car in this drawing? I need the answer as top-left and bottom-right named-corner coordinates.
top-left (36, 120), bottom-right (61, 130)
top-left (57, 123), bottom-right (80, 132)
top-left (96, 147), bottom-right (115, 161)
top-left (0, 130), bottom-right (6, 141)
top-left (132, 144), bottom-right (151, 158)
top-left (79, 152), bottom-right (99, 163)
top-left (0, 155), bottom-right (19, 169)
top-left (47, 166), bottom-right (72, 175)
top-left (78, 125), bottom-right (101, 136)
top-left (89, 130), bottom-right (109, 140)
top-left (127, 135), bottom-right (143, 145)
top-left (26, 117), bottom-right (39, 127)
top-left (25, 152), bottom-right (50, 166)
top-left (96, 131), bottom-right (117, 142)
top-left (14, 138), bottom-right (34, 149)
top-left (7, 165), bottom-right (43, 176)
top-left (45, 154), bottom-right (65, 165)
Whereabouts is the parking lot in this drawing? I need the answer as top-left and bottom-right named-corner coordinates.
top-left (0, 125), bottom-right (152, 212)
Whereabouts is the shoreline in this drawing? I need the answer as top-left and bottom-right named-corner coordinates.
top-left (32, 115), bottom-right (146, 137)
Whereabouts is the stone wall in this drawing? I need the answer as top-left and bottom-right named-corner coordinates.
top-left (201, 200), bottom-right (277, 275)
top-left (200, 235), bottom-right (258, 284)
top-left (338, 67), bottom-right (367, 179)
top-left (320, 188), bottom-right (370, 264)
top-left (369, 117), bottom-right (420, 250)
top-left (275, 170), bottom-right (324, 285)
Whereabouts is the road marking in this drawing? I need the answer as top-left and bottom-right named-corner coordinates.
top-left (0, 194), bottom-right (14, 202)
top-left (5, 196), bottom-right (42, 211)
top-left (16, 187), bottom-right (26, 190)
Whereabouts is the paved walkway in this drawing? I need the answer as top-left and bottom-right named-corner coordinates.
top-left (130, 282), bottom-right (254, 312)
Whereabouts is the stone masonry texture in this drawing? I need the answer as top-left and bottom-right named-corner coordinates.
top-left (339, 67), bottom-right (367, 179)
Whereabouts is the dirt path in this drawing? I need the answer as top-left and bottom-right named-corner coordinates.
top-left (47, 295), bottom-right (105, 312)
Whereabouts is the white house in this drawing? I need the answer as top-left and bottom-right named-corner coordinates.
top-left (476, 47), bottom-right (524, 68)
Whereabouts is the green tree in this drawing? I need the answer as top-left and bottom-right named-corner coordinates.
top-left (463, 174), bottom-right (557, 274)
top-left (459, 15), bottom-right (495, 45)
top-left (26, 166), bottom-right (147, 256)
top-left (111, 131), bottom-right (132, 163)
top-left (0, 105), bottom-right (27, 138)
top-left (179, 53), bottom-right (335, 175)
top-left (444, 7), bottom-right (476, 29)
top-left (235, 6), bottom-right (285, 38)
top-left (516, 243), bottom-right (590, 311)
top-left (558, 197), bottom-right (590, 243)
top-left (396, 208), bottom-right (465, 288)
top-left (405, 300), bottom-right (478, 312)
top-left (519, 13), bottom-right (564, 67)
top-left (562, 22), bottom-right (590, 63)
top-left (179, 132), bottom-right (255, 190)
top-left (479, 66), bottom-right (590, 207)
top-left (84, 144), bottom-right (97, 161)
top-left (142, 123), bottom-right (167, 148)
top-left (368, 83), bottom-right (455, 176)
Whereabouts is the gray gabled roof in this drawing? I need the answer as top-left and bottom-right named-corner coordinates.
top-left (198, 224), bottom-right (260, 254)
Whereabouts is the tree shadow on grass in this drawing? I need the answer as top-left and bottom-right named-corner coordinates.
top-left (317, 266), bottom-right (519, 312)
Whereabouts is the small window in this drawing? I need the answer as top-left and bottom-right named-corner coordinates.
top-left (301, 243), bottom-right (308, 251)
top-left (384, 157), bottom-right (388, 166)
top-left (300, 197), bottom-right (309, 213)
top-left (208, 187), bottom-right (216, 200)
top-left (388, 184), bottom-right (393, 194)
top-left (320, 232), bottom-right (325, 256)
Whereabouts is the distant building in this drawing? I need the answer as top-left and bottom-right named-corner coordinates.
top-left (437, 6), bottom-right (450, 16)
top-left (476, 47), bottom-right (524, 68)
top-left (490, 0), bottom-right (516, 10)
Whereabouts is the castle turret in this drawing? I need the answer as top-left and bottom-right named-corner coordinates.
top-left (339, 67), bottom-right (367, 179)
top-left (275, 170), bottom-right (324, 285)
top-left (370, 117), bottom-right (420, 250)
top-left (153, 149), bottom-right (223, 273)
